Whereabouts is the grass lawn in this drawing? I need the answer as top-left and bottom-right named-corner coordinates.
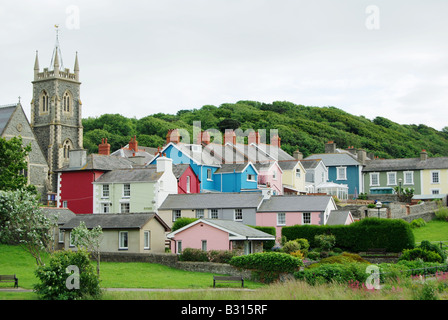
top-left (412, 220), bottom-right (448, 243)
top-left (0, 244), bottom-right (263, 299)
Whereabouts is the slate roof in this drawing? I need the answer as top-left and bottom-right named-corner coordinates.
top-left (278, 160), bottom-right (300, 171)
top-left (159, 193), bottom-right (264, 210)
top-left (41, 207), bottom-right (76, 225)
top-left (167, 218), bottom-right (275, 240)
top-left (60, 213), bottom-right (170, 231)
top-left (300, 159), bottom-right (322, 170)
top-left (305, 153), bottom-right (361, 166)
top-left (214, 163), bottom-right (255, 174)
top-left (326, 210), bottom-right (352, 225)
top-left (257, 195), bottom-right (333, 212)
top-left (146, 163), bottom-right (192, 179)
top-left (57, 154), bottom-right (134, 172)
top-left (0, 104), bottom-right (17, 135)
top-left (110, 144), bottom-right (157, 164)
top-left (94, 167), bottom-right (163, 183)
top-left (363, 157), bottom-right (448, 172)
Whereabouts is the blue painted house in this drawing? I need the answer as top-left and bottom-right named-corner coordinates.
top-left (149, 142), bottom-right (260, 193)
top-left (304, 152), bottom-right (363, 198)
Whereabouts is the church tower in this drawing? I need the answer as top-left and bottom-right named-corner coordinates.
top-left (31, 29), bottom-right (83, 193)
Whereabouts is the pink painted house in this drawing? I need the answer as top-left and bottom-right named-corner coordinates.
top-left (166, 219), bottom-right (275, 255)
top-left (254, 161), bottom-right (284, 195)
top-left (256, 195), bottom-right (352, 241)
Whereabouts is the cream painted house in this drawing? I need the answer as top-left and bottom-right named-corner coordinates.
top-left (60, 213), bottom-right (170, 253)
top-left (278, 160), bottom-right (307, 194)
top-left (92, 157), bottom-right (177, 214)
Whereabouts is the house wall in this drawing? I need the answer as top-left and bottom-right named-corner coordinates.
top-left (282, 163), bottom-right (306, 194)
top-left (363, 170), bottom-right (422, 195)
top-left (258, 163), bottom-right (283, 195)
top-left (214, 165), bottom-right (258, 192)
top-left (152, 144), bottom-right (218, 192)
top-left (328, 165), bottom-right (360, 196)
top-left (158, 207), bottom-right (257, 228)
top-left (256, 211), bottom-right (323, 239)
top-left (170, 222), bottom-right (230, 253)
top-left (58, 170), bottom-right (103, 214)
top-left (177, 166), bottom-right (200, 194)
top-left (421, 169), bottom-right (448, 196)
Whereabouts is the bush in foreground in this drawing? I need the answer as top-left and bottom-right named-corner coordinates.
top-left (34, 249), bottom-right (101, 300)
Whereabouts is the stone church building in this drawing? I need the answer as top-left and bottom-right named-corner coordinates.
top-left (1, 36), bottom-right (83, 200)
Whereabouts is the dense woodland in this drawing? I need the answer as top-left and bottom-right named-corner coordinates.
top-left (82, 100), bottom-right (448, 159)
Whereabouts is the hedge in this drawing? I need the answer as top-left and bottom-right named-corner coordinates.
top-left (281, 218), bottom-right (415, 253)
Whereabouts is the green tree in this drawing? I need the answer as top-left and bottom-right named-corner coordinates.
top-left (71, 221), bottom-right (103, 276)
top-left (0, 189), bottom-right (57, 266)
top-left (0, 136), bottom-right (36, 193)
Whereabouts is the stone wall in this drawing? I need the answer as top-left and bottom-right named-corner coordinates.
top-left (99, 251), bottom-right (253, 279)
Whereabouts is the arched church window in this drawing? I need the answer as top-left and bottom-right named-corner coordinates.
top-left (63, 91), bottom-right (71, 112)
top-left (63, 139), bottom-right (73, 160)
top-left (41, 90), bottom-right (49, 113)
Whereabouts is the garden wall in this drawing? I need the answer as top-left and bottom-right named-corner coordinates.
top-left (99, 252), bottom-right (252, 279)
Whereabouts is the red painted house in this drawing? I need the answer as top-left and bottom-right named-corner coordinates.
top-left (56, 140), bottom-right (134, 214)
top-left (146, 163), bottom-right (200, 194)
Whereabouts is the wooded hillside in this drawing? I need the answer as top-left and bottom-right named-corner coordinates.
top-left (82, 100), bottom-right (448, 159)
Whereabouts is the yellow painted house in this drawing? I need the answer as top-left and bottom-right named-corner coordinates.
top-left (420, 157), bottom-right (448, 197)
top-left (278, 160), bottom-right (307, 195)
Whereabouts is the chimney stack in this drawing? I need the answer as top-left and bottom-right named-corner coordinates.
top-left (166, 129), bottom-right (180, 144)
top-left (196, 131), bottom-right (211, 145)
top-left (156, 156), bottom-right (173, 173)
top-left (357, 149), bottom-right (367, 165)
top-left (420, 149), bottom-right (428, 161)
top-left (248, 131), bottom-right (261, 145)
top-left (69, 149), bottom-right (87, 168)
top-left (293, 149), bottom-right (303, 160)
top-left (271, 134), bottom-right (281, 148)
top-left (224, 130), bottom-right (236, 145)
top-left (98, 138), bottom-right (111, 156)
top-left (325, 141), bottom-right (337, 153)
top-left (129, 135), bottom-right (138, 152)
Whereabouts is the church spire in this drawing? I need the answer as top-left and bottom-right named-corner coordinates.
top-left (74, 51), bottom-right (79, 81)
top-left (50, 25), bottom-right (63, 72)
top-left (34, 50), bottom-right (39, 80)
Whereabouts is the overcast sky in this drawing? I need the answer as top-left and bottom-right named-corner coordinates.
top-left (1, 0), bottom-right (447, 131)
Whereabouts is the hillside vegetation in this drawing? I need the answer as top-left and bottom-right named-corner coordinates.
top-left (82, 101), bottom-right (448, 159)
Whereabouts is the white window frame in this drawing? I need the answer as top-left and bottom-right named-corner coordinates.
top-left (370, 172), bottom-right (380, 186)
top-left (119, 231), bottom-right (128, 250)
top-left (120, 202), bottom-right (130, 213)
top-left (207, 169), bottom-right (212, 181)
top-left (201, 240), bottom-right (207, 252)
top-left (172, 210), bottom-right (181, 222)
top-left (273, 170), bottom-right (277, 180)
top-left (387, 172), bottom-right (397, 186)
top-left (144, 230), bottom-right (150, 250)
top-left (234, 209), bottom-right (243, 221)
top-left (69, 232), bottom-right (75, 247)
top-left (195, 209), bottom-right (204, 219)
top-left (404, 171), bottom-right (414, 185)
top-left (102, 184), bottom-right (110, 198)
top-left (431, 170), bottom-right (440, 184)
top-left (431, 189), bottom-right (440, 195)
top-left (186, 176), bottom-right (191, 193)
top-left (277, 212), bottom-right (286, 226)
top-left (58, 229), bottom-right (65, 243)
top-left (177, 240), bottom-right (182, 254)
top-left (295, 168), bottom-right (301, 178)
top-left (210, 208), bottom-right (218, 219)
top-left (337, 167), bottom-right (347, 180)
top-left (62, 201), bottom-right (68, 208)
top-left (302, 212), bottom-right (311, 225)
top-left (123, 184), bottom-right (131, 198)
top-left (101, 202), bottom-right (110, 213)
top-left (247, 174), bottom-right (255, 182)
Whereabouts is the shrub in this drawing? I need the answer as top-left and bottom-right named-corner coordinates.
top-left (230, 252), bottom-right (303, 283)
top-left (399, 248), bottom-right (443, 263)
top-left (34, 249), bottom-right (101, 300)
top-left (179, 248), bottom-right (208, 262)
top-left (208, 250), bottom-right (235, 264)
top-left (229, 252), bottom-right (303, 273)
top-left (410, 218), bottom-right (426, 229)
top-left (282, 240), bottom-right (301, 254)
top-left (419, 240), bottom-right (447, 262)
top-left (435, 204), bottom-right (448, 221)
top-left (314, 234), bottom-right (336, 251)
top-left (295, 262), bottom-right (370, 285)
top-left (282, 218), bottom-right (415, 253)
top-left (290, 250), bottom-right (304, 260)
top-left (171, 217), bottom-right (197, 232)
